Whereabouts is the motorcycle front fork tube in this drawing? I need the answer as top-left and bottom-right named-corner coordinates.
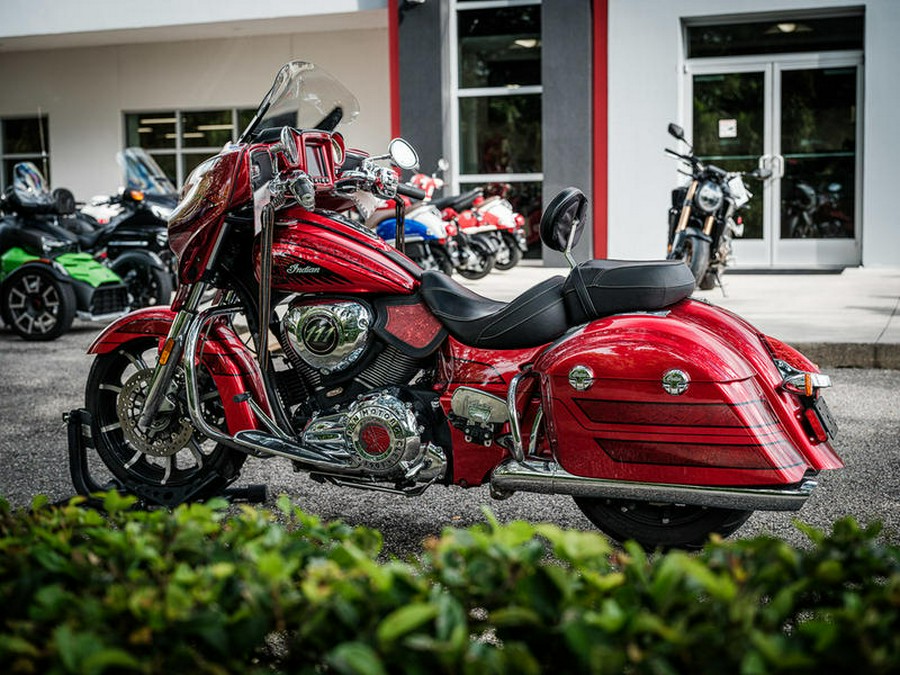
top-left (675, 181), bottom-right (699, 234)
top-left (703, 214), bottom-right (716, 236)
top-left (136, 281), bottom-right (209, 431)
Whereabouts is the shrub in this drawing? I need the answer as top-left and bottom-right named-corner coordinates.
top-left (1, 492), bottom-right (898, 674)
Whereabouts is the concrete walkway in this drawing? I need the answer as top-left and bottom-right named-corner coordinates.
top-left (458, 261), bottom-right (900, 369)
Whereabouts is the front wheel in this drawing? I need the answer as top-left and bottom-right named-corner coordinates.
top-left (574, 497), bottom-right (752, 550)
top-left (86, 338), bottom-right (246, 504)
top-left (669, 234), bottom-right (710, 287)
top-left (1, 266), bottom-right (76, 341)
top-left (113, 257), bottom-right (174, 308)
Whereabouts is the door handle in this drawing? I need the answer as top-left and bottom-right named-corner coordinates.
top-left (773, 154), bottom-right (786, 179)
top-left (758, 154), bottom-right (772, 172)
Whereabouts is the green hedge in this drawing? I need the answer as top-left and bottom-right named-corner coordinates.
top-left (1, 492), bottom-right (898, 674)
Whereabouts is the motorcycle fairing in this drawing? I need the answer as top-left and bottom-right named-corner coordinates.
top-left (87, 307), bottom-right (267, 434)
top-left (534, 299), bottom-right (842, 487)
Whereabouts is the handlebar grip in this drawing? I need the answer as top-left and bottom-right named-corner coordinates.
top-left (397, 183), bottom-right (427, 200)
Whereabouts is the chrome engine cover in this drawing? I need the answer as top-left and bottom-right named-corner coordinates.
top-left (302, 391), bottom-right (445, 482)
top-left (282, 299), bottom-right (371, 374)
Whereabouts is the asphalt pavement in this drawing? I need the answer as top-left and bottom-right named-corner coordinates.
top-left (0, 262), bottom-right (898, 557)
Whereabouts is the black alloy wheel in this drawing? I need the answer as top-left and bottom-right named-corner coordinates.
top-left (86, 338), bottom-right (246, 503)
top-left (1, 267), bottom-right (76, 341)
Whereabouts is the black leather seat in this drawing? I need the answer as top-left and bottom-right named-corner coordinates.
top-left (430, 188), bottom-right (483, 212)
top-left (563, 259), bottom-right (695, 324)
top-left (419, 270), bottom-right (568, 349)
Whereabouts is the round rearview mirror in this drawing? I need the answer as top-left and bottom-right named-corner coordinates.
top-left (389, 138), bottom-right (419, 171)
top-left (280, 126), bottom-right (300, 165)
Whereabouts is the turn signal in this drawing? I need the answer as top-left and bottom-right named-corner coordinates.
top-left (159, 337), bottom-right (176, 365)
top-left (129, 190), bottom-right (145, 201)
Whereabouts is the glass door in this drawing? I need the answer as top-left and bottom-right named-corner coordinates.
top-left (774, 61), bottom-right (861, 266)
top-left (686, 54), bottom-right (862, 268)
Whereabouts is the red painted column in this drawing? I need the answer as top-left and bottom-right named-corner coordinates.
top-left (388, 0), bottom-right (401, 138)
top-left (593, 0), bottom-right (608, 259)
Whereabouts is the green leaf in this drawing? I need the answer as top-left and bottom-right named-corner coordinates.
top-left (327, 642), bottom-right (388, 675)
top-left (377, 603), bottom-right (438, 645)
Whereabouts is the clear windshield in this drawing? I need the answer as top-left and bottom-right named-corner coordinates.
top-left (118, 147), bottom-right (177, 196)
top-left (238, 61), bottom-right (359, 143)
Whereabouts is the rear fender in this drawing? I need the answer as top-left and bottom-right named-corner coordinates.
top-left (88, 307), bottom-right (266, 434)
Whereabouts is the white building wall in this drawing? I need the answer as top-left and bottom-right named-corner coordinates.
top-left (607, 0), bottom-right (900, 267)
top-left (0, 28), bottom-right (391, 199)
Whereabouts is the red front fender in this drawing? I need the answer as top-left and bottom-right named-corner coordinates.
top-left (88, 307), bottom-right (267, 434)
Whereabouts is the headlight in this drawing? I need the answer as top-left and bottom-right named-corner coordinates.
top-left (695, 181), bottom-right (724, 214)
top-left (149, 204), bottom-right (173, 221)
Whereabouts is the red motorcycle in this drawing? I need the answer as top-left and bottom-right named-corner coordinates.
top-left (413, 169), bottom-right (528, 272)
top-left (81, 61), bottom-right (842, 549)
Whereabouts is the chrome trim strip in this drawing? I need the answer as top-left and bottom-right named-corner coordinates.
top-left (490, 458), bottom-right (817, 512)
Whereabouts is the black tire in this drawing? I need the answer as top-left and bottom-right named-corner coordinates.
top-left (113, 258), bottom-right (174, 308)
top-left (86, 338), bottom-right (246, 503)
top-left (493, 232), bottom-right (523, 271)
top-left (1, 267), bottom-right (76, 341)
top-left (680, 236), bottom-right (710, 286)
top-left (574, 496), bottom-right (752, 551)
top-left (698, 271), bottom-right (717, 291)
top-left (456, 240), bottom-right (496, 280)
top-left (431, 246), bottom-right (455, 276)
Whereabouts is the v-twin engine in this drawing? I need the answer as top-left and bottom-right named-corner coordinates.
top-left (302, 390), bottom-right (446, 485)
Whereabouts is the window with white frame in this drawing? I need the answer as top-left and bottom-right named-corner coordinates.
top-left (1, 115), bottom-right (50, 190)
top-left (124, 108), bottom-right (254, 187)
top-left (452, 0), bottom-right (543, 248)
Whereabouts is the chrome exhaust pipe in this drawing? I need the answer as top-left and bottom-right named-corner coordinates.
top-left (490, 458), bottom-right (817, 512)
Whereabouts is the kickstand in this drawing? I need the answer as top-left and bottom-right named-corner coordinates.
top-left (716, 269), bottom-right (728, 297)
top-left (63, 408), bottom-right (267, 508)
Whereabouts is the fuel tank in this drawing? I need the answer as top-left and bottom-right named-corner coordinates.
top-left (533, 299), bottom-right (842, 489)
top-left (260, 209), bottom-right (420, 295)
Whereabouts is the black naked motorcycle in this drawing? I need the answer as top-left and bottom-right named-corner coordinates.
top-left (665, 123), bottom-right (771, 290)
top-left (61, 149), bottom-right (176, 308)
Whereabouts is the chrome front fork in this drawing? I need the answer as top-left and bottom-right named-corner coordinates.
top-left (136, 282), bottom-right (209, 431)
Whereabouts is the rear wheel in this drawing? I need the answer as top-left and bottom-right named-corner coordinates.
top-left (575, 497), bottom-right (752, 550)
top-left (456, 239), bottom-right (496, 280)
top-left (86, 338), bottom-right (246, 504)
top-left (430, 246), bottom-right (455, 276)
top-left (1, 267), bottom-right (76, 341)
top-left (493, 232), bottom-right (523, 271)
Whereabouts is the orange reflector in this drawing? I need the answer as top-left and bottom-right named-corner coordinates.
top-left (159, 338), bottom-right (175, 365)
top-left (130, 189), bottom-right (145, 201)
top-left (804, 374), bottom-right (814, 397)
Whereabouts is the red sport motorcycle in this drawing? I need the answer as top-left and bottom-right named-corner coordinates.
top-left (81, 61), bottom-right (842, 549)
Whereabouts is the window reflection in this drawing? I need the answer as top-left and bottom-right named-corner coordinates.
top-left (458, 6), bottom-right (541, 88)
top-left (459, 95), bottom-right (542, 174)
